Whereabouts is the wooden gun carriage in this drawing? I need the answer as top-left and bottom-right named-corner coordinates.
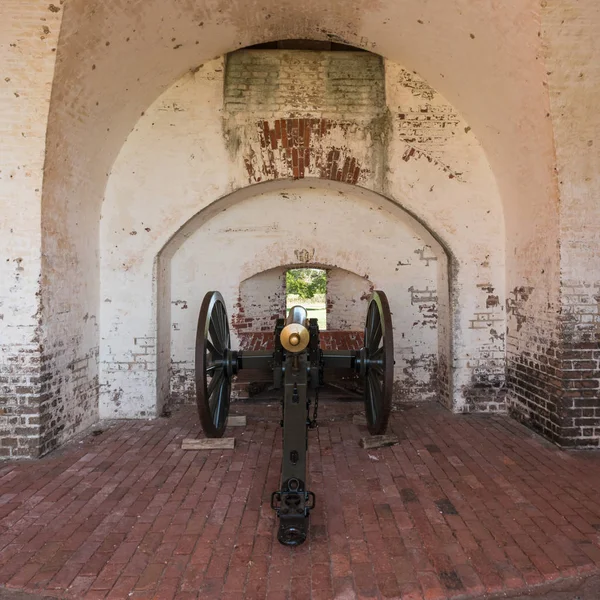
top-left (195, 290), bottom-right (394, 545)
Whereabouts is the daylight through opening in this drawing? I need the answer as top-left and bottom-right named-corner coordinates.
top-left (285, 268), bottom-right (327, 330)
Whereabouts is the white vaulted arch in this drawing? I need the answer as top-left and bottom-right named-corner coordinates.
top-left (39, 0), bottom-right (556, 448)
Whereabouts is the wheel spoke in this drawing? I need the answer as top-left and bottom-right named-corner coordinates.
top-left (206, 364), bottom-right (218, 375)
top-left (364, 307), bottom-right (371, 346)
top-left (369, 317), bottom-right (382, 351)
top-left (207, 368), bottom-right (225, 400)
top-left (367, 371), bottom-right (379, 424)
top-left (372, 347), bottom-right (384, 361)
top-left (371, 367), bottom-right (383, 398)
top-left (366, 302), bottom-right (376, 346)
top-left (217, 302), bottom-right (230, 347)
top-left (213, 377), bottom-right (228, 426)
top-left (213, 303), bottom-right (226, 346)
top-left (221, 381), bottom-right (231, 427)
top-left (368, 370), bottom-right (382, 419)
top-left (218, 302), bottom-right (230, 348)
top-left (206, 338), bottom-right (221, 359)
top-left (370, 362), bottom-right (384, 376)
top-left (209, 318), bottom-right (224, 354)
top-left (212, 304), bottom-right (223, 343)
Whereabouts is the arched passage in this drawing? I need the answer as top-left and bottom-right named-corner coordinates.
top-left (99, 175), bottom-right (506, 420)
top-left (96, 51), bottom-right (506, 423)
top-left (160, 183), bottom-right (449, 411)
top-left (41, 8), bottom-right (530, 449)
top-left (4, 0), bottom-right (600, 457)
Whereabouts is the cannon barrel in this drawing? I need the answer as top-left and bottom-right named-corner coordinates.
top-left (280, 305), bottom-right (310, 352)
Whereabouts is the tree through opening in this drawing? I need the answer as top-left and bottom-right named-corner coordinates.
top-left (285, 268), bottom-right (327, 330)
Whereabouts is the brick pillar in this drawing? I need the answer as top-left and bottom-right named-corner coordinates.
top-left (0, 1), bottom-right (62, 457)
top-left (555, 285), bottom-right (600, 447)
top-left (542, 0), bottom-right (600, 447)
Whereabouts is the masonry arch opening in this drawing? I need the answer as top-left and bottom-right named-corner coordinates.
top-left (285, 268), bottom-right (328, 330)
top-left (96, 40), bottom-right (507, 426)
top-left (142, 180), bottom-right (455, 416)
top-left (34, 22), bottom-right (510, 454)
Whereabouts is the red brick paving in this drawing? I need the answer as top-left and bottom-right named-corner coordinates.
top-left (1, 401), bottom-right (600, 599)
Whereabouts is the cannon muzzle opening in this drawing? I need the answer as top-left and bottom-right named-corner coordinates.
top-left (280, 305), bottom-right (310, 353)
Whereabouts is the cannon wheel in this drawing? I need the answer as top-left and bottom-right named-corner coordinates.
top-left (363, 290), bottom-right (394, 435)
top-left (195, 291), bottom-right (234, 438)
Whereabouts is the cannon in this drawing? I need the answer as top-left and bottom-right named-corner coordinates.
top-left (195, 290), bottom-right (394, 546)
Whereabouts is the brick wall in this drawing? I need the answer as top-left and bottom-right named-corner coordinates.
top-left (231, 269), bottom-right (286, 333)
top-left (6, 0), bottom-right (588, 454)
top-left (500, 0), bottom-right (600, 448)
top-left (505, 287), bottom-right (600, 448)
top-left (0, 344), bottom-right (43, 458)
top-left (225, 50), bottom-right (385, 117)
top-left (384, 60), bottom-right (508, 412)
top-left (100, 49), bottom-right (504, 431)
top-left (225, 50), bottom-right (386, 187)
top-left (505, 284), bottom-right (560, 440)
top-left (557, 283), bottom-right (600, 446)
top-left (167, 185), bottom-right (442, 405)
top-left (326, 268), bottom-right (372, 331)
top-left (237, 330), bottom-right (363, 352)
top-left (0, 1), bottom-right (61, 457)
top-left (551, 0), bottom-right (600, 447)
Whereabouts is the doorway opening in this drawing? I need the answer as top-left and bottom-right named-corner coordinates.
top-left (285, 268), bottom-right (327, 330)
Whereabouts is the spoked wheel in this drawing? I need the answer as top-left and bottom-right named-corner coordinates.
top-left (195, 291), bottom-right (237, 437)
top-left (361, 290), bottom-right (394, 435)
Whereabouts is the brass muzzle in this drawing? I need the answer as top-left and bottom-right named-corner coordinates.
top-left (280, 306), bottom-right (310, 353)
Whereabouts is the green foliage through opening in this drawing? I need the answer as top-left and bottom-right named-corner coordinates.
top-left (285, 268), bottom-right (327, 300)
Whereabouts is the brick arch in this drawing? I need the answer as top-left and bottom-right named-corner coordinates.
top-left (231, 263), bottom-right (373, 350)
top-left (225, 263), bottom-right (372, 403)
top-left (152, 179), bottom-right (453, 416)
top-left (97, 50), bottom-right (505, 424)
top-left (32, 0), bottom-right (558, 454)
top-left (51, 22), bottom-right (513, 447)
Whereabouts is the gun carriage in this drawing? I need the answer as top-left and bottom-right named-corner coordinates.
top-left (195, 290), bottom-right (394, 546)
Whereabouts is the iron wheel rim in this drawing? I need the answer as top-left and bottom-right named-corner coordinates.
top-left (195, 291), bottom-right (232, 437)
top-left (363, 290), bottom-right (393, 435)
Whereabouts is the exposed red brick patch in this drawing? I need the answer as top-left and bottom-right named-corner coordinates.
top-left (251, 119), bottom-right (362, 183)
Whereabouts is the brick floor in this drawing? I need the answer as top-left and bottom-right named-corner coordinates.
top-left (1, 401), bottom-right (600, 600)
